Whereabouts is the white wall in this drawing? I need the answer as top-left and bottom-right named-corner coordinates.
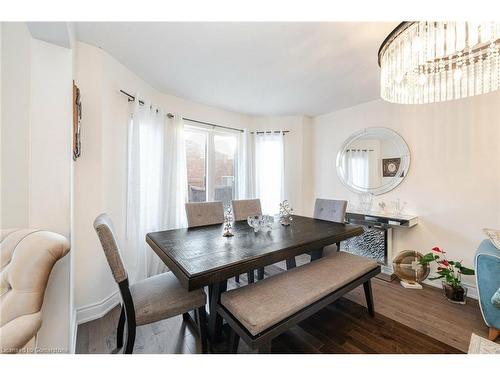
top-left (1, 23), bottom-right (31, 228)
top-left (312, 94), bottom-right (500, 291)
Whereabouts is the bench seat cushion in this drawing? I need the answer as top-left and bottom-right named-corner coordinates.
top-left (221, 251), bottom-right (378, 336)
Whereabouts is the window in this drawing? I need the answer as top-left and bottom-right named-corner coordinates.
top-left (213, 134), bottom-right (237, 206)
top-left (185, 126), bottom-right (238, 207)
top-left (185, 129), bottom-right (207, 202)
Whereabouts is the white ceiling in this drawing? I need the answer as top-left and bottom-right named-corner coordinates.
top-left (75, 22), bottom-right (397, 116)
top-left (27, 22), bottom-right (74, 49)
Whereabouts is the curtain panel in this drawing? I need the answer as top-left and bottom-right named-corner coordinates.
top-left (236, 129), bottom-right (256, 200)
top-left (254, 132), bottom-right (285, 215)
top-left (125, 99), bottom-right (187, 280)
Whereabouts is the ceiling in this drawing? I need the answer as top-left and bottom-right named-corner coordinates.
top-left (75, 22), bottom-right (397, 116)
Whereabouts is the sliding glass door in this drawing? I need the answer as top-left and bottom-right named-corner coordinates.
top-left (185, 126), bottom-right (238, 207)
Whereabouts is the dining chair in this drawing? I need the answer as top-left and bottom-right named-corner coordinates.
top-left (231, 199), bottom-right (265, 282)
top-left (185, 201), bottom-right (225, 228)
top-left (232, 199), bottom-right (262, 221)
top-left (313, 198), bottom-right (348, 257)
top-left (93, 213), bottom-right (208, 354)
top-left (286, 198), bottom-right (348, 269)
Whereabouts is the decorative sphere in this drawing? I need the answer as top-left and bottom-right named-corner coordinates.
top-left (392, 250), bottom-right (430, 284)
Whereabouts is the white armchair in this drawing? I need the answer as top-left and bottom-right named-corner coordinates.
top-left (0, 229), bottom-right (70, 353)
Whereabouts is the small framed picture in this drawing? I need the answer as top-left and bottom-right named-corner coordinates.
top-left (382, 158), bottom-right (402, 177)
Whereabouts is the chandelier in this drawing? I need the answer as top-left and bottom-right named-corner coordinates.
top-left (379, 22), bottom-right (500, 104)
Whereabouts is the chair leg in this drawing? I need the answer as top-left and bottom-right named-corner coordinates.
top-left (182, 312), bottom-right (190, 322)
top-left (258, 341), bottom-right (271, 354)
top-left (123, 317), bottom-right (136, 354)
top-left (489, 327), bottom-right (499, 342)
top-left (247, 270), bottom-right (255, 284)
top-left (257, 267), bottom-right (264, 280)
top-left (235, 274), bottom-right (240, 283)
top-left (116, 304), bottom-right (125, 350)
top-left (194, 308), bottom-right (199, 323)
top-left (119, 280), bottom-right (136, 354)
top-left (197, 306), bottom-right (209, 354)
top-left (363, 280), bottom-right (375, 317)
top-left (336, 242), bottom-right (341, 251)
top-left (286, 257), bottom-right (296, 270)
top-left (228, 329), bottom-right (239, 354)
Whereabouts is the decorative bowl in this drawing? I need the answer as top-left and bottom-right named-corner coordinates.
top-left (247, 215), bottom-right (274, 233)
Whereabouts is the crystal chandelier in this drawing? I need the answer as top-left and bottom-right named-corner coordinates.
top-left (379, 22), bottom-right (500, 104)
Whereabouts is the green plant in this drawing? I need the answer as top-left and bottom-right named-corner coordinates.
top-left (419, 247), bottom-right (475, 289)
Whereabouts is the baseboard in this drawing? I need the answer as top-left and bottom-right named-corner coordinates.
top-left (422, 278), bottom-right (478, 300)
top-left (75, 291), bottom-right (121, 326)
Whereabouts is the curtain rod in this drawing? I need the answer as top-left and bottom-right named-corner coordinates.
top-left (120, 89), bottom-right (289, 135)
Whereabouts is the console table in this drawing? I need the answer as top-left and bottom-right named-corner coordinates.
top-left (343, 210), bottom-right (418, 280)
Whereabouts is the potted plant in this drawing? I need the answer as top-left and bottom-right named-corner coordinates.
top-left (419, 247), bottom-right (475, 304)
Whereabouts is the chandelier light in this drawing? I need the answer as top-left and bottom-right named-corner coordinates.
top-left (379, 22), bottom-right (500, 104)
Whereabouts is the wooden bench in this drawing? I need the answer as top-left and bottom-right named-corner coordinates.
top-left (217, 251), bottom-right (381, 353)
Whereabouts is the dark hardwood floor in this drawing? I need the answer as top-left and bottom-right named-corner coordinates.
top-left (76, 255), bottom-right (487, 354)
top-left (272, 298), bottom-right (461, 354)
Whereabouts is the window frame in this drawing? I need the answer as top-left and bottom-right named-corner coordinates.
top-left (184, 123), bottom-right (240, 204)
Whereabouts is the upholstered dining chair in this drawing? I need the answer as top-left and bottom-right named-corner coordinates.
top-left (231, 199), bottom-right (265, 282)
top-left (0, 229), bottom-right (70, 354)
top-left (314, 198), bottom-right (348, 256)
top-left (185, 201), bottom-right (225, 228)
top-left (232, 199), bottom-right (262, 221)
top-left (286, 198), bottom-right (348, 269)
top-left (93, 213), bottom-right (208, 354)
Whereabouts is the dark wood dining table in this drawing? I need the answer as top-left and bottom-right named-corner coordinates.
top-left (146, 215), bottom-right (363, 342)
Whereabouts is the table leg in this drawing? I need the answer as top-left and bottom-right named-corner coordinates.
top-left (208, 279), bottom-right (227, 342)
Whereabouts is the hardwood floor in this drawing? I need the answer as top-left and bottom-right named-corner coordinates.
top-left (272, 298), bottom-right (461, 354)
top-left (75, 255), bottom-right (488, 354)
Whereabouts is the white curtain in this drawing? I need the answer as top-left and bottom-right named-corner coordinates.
top-left (162, 114), bottom-right (188, 231)
top-left (344, 150), bottom-right (370, 189)
top-left (236, 129), bottom-right (256, 199)
top-left (254, 132), bottom-right (284, 215)
top-left (125, 100), bottom-right (187, 281)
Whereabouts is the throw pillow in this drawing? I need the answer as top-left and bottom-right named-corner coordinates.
top-left (483, 228), bottom-right (500, 250)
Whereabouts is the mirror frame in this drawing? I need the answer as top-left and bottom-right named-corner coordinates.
top-left (336, 127), bottom-right (410, 195)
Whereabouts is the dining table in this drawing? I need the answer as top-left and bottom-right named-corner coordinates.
top-left (146, 215), bottom-right (364, 344)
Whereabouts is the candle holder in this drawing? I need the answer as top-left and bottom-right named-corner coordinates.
top-left (223, 206), bottom-right (234, 237)
top-left (279, 200), bottom-right (294, 226)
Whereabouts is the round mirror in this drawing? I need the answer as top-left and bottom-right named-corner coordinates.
top-left (336, 127), bottom-right (410, 195)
